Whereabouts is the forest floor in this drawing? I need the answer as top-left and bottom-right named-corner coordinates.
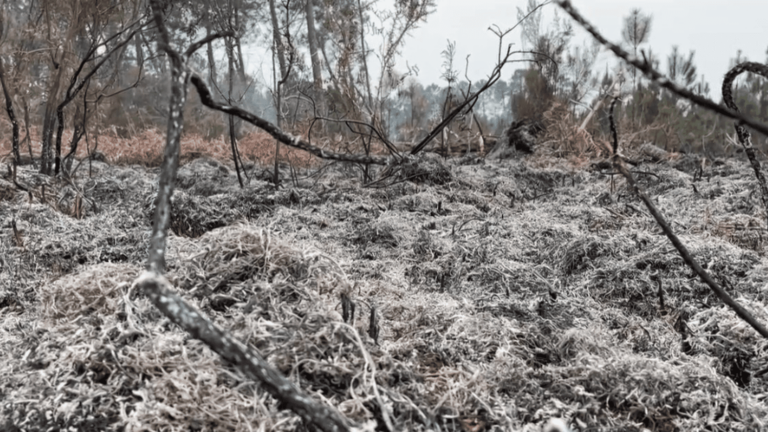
top-left (2, 148), bottom-right (768, 432)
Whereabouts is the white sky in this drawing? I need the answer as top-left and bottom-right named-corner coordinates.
top-left (396, 0), bottom-right (768, 100)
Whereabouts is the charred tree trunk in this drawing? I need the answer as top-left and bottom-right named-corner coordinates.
top-left (40, 2), bottom-right (77, 175)
top-left (356, 0), bottom-right (373, 109)
top-left (41, 64), bottom-right (65, 174)
top-left (134, 26), bottom-right (144, 68)
top-left (268, 0), bottom-right (288, 78)
top-left (20, 95), bottom-right (33, 163)
top-left (0, 57), bottom-right (20, 163)
top-left (62, 82), bottom-right (90, 173)
top-left (54, 107), bottom-right (65, 173)
top-left (233, 6), bottom-right (248, 82)
top-left (305, 0), bottom-right (323, 90)
top-left (226, 35), bottom-right (244, 187)
top-left (273, 47), bottom-right (282, 188)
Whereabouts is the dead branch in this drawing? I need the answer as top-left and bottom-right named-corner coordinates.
top-left (556, 0), bottom-right (768, 138)
top-left (189, 74), bottom-right (390, 166)
top-left (613, 158), bottom-right (768, 340)
top-left (722, 62), bottom-right (768, 223)
top-left (409, 29), bottom-right (552, 156)
top-left (316, 115), bottom-right (401, 157)
top-left (608, 97), bottom-right (768, 340)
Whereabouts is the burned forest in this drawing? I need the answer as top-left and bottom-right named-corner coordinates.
top-left (2, 0), bottom-right (768, 431)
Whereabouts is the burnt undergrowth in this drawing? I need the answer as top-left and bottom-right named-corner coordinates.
top-left (2, 152), bottom-right (768, 431)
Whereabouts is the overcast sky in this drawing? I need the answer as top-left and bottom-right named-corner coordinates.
top-left (396, 0), bottom-right (768, 100)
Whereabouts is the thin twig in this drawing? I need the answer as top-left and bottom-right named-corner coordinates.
top-left (722, 62), bottom-right (768, 223)
top-left (607, 97), bottom-right (768, 340)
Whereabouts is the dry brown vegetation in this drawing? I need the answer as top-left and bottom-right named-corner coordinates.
top-left (0, 128), bottom-right (326, 169)
top-left (3, 147), bottom-right (768, 431)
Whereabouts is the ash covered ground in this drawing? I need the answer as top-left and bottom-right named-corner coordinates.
top-left (2, 151), bottom-right (768, 431)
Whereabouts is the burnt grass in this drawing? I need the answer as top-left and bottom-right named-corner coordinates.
top-left (2, 152), bottom-right (768, 431)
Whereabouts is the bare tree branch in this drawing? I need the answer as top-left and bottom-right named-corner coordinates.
top-left (309, 112), bottom-right (402, 159)
top-left (722, 62), bottom-right (768, 223)
top-left (184, 31), bottom-right (234, 59)
top-left (608, 98), bottom-right (768, 340)
top-left (189, 74), bottom-right (390, 165)
top-left (410, 46), bottom-right (548, 156)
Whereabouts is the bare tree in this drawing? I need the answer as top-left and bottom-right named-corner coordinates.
top-left (30, 0), bottom-right (145, 175)
top-left (369, 0), bottom-right (435, 127)
top-left (268, 0), bottom-right (288, 78)
top-left (39, 1), bottom-right (84, 175)
top-left (208, 0), bottom-right (250, 187)
top-left (356, 0), bottom-right (373, 109)
top-left (0, 15), bottom-right (20, 163)
top-left (53, 17), bottom-right (146, 174)
top-left (0, 58), bottom-right (19, 163)
top-left (203, 8), bottom-right (218, 89)
top-left (439, 39), bottom-right (459, 150)
top-left (518, 0), bottom-right (571, 86)
top-left (316, 0), bottom-right (434, 134)
top-left (268, 0), bottom-right (299, 187)
top-left (305, 0), bottom-right (323, 89)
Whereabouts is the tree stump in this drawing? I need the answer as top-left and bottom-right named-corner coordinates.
top-left (486, 119), bottom-right (543, 159)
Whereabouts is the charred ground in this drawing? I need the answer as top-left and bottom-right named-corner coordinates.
top-left (2, 150), bottom-right (768, 431)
